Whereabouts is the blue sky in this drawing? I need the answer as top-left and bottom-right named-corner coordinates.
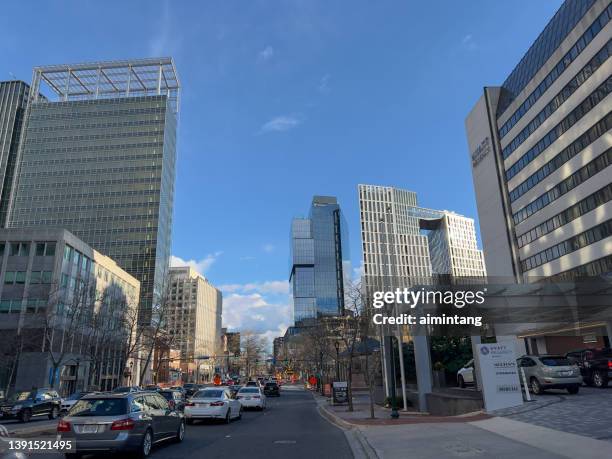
top-left (0, 0), bottom-right (563, 342)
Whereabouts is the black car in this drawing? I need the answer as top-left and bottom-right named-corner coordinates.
top-left (566, 348), bottom-right (612, 388)
top-left (0, 388), bottom-right (61, 422)
top-left (159, 390), bottom-right (186, 412)
top-left (263, 383), bottom-right (280, 397)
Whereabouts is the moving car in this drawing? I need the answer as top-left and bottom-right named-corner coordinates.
top-left (58, 391), bottom-right (184, 458)
top-left (263, 382), bottom-right (280, 397)
top-left (245, 380), bottom-right (259, 388)
top-left (61, 391), bottom-right (96, 412)
top-left (182, 383), bottom-right (199, 397)
top-left (566, 348), bottom-right (612, 388)
top-left (236, 387), bottom-right (266, 410)
top-left (457, 359), bottom-right (475, 388)
top-left (517, 355), bottom-right (582, 394)
top-left (184, 388), bottom-right (242, 424)
top-left (113, 386), bottom-right (141, 393)
top-left (159, 390), bottom-right (186, 412)
top-left (0, 388), bottom-right (61, 422)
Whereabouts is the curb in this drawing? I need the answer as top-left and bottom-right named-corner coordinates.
top-left (316, 403), bottom-right (379, 459)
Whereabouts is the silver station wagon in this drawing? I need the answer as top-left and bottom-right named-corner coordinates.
top-left (57, 391), bottom-right (185, 458)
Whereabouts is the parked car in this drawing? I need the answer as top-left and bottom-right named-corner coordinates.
top-left (245, 380), bottom-right (259, 388)
top-left (112, 386), bottom-right (141, 393)
top-left (457, 359), bottom-right (475, 388)
top-left (184, 388), bottom-right (242, 424)
top-left (144, 385), bottom-right (162, 392)
top-left (159, 390), bottom-right (186, 412)
top-left (61, 391), bottom-right (97, 412)
top-left (566, 348), bottom-right (612, 388)
top-left (0, 388), bottom-right (61, 422)
top-left (182, 383), bottom-right (199, 397)
top-left (517, 355), bottom-right (582, 394)
top-left (263, 382), bottom-right (280, 397)
top-left (58, 391), bottom-right (184, 458)
top-left (236, 387), bottom-right (266, 410)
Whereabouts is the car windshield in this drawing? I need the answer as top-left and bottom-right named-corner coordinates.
top-left (159, 392), bottom-right (174, 400)
top-left (239, 388), bottom-right (259, 394)
top-left (69, 398), bottom-right (128, 417)
top-left (265, 383), bottom-right (277, 388)
top-left (589, 349), bottom-right (612, 358)
top-left (540, 357), bottom-right (571, 366)
top-left (194, 390), bottom-right (223, 399)
top-left (9, 391), bottom-right (34, 402)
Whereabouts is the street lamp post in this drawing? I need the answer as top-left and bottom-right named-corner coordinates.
top-left (389, 337), bottom-right (399, 419)
top-left (334, 340), bottom-right (340, 381)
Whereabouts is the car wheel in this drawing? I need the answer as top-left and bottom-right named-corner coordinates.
top-left (567, 385), bottom-right (580, 394)
top-left (225, 409), bottom-right (231, 424)
top-left (138, 429), bottom-right (153, 458)
top-left (458, 375), bottom-right (466, 388)
top-left (530, 377), bottom-right (542, 395)
top-left (593, 371), bottom-right (609, 388)
top-left (49, 406), bottom-right (59, 420)
top-left (19, 409), bottom-right (32, 423)
top-left (186, 418), bottom-right (194, 425)
top-left (174, 421), bottom-right (185, 443)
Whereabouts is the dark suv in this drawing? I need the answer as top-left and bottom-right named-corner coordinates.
top-left (263, 383), bottom-right (280, 397)
top-left (566, 348), bottom-right (612, 388)
top-left (0, 388), bottom-right (61, 422)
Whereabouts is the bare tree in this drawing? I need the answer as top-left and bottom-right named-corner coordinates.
top-left (241, 331), bottom-right (267, 379)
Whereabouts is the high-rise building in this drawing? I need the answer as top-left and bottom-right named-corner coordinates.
top-left (167, 266), bottom-right (222, 382)
top-left (5, 59), bottom-right (180, 323)
top-left (289, 196), bottom-right (350, 322)
top-left (0, 228), bottom-right (140, 394)
top-left (466, 0), bottom-right (612, 281)
top-left (0, 82), bottom-right (40, 227)
top-left (358, 185), bottom-right (486, 294)
top-left (358, 184), bottom-right (486, 302)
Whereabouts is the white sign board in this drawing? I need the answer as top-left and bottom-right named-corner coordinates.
top-left (477, 343), bottom-right (523, 412)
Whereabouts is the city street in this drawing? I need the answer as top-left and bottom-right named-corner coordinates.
top-left (8, 386), bottom-right (353, 459)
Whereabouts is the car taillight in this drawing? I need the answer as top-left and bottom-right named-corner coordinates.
top-left (253, 396), bottom-right (261, 399)
top-left (110, 418), bottom-right (135, 431)
top-left (168, 400), bottom-right (175, 409)
top-left (608, 360), bottom-right (612, 369)
top-left (185, 402), bottom-right (195, 407)
top-left (57, 420), bottom-right (71, 432)
top-left (209, 401), bottom-right (224, 406)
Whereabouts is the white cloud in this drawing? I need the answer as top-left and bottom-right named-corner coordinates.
top-left (259, 116), bottom-right (301, 133)
top-left (220, 280), bottom-right (290, 295)
top-left (222, 293), bottom-right (291, 341)
top-left (262, 243), bottom-right (275, 253)
top-left (258, 45), bottom-right (275, 61)
top-left (318, 74), bottom-right (331, 93)
top-left (170, 252), bottom-right (222, 275)
top-left (461, 34), bottom-right (477, 51)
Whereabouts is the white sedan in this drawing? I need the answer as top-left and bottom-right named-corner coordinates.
top-left (184, 388), bottom-right (242, 424)
top-left (236, 387), bottom-right (266, 410)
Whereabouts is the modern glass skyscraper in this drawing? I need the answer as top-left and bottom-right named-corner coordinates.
top-left (466, 0), bottom-right (611, 281)
top-left (0, 81), bottom-right (38, 227)
top-left (290, 196), bottom-right (349, 322)
top-left (6, 58), bottom-right (180, 323)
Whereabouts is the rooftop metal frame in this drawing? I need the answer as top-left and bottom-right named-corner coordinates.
top-left (30, 57), bottom-right (180, 113)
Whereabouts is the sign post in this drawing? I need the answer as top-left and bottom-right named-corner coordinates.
top-left (476, 343), bottom-right (523, 412)
top-left (332, 381), bottom-right (348, 405)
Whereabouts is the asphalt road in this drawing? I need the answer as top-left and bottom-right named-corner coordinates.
top-left (6, 385), bottom-right (353, 459)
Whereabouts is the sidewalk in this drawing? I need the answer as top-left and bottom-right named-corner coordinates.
top-left (313, 391), bottom-right (612, 459)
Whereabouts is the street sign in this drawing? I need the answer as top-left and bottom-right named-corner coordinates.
top-left (308, 376), bottom-right (317, 386)
top-left (332, 381), bottom-right (348, 404)
top-left (477, 343), bottom-right (523, 412)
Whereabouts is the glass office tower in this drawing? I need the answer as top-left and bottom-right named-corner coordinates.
top-left (0, 81), bottom-right (36, 227)
top-left (6, 59), bottom-right (180, 323)
top-left (290, 196), bottom-right (350, 322)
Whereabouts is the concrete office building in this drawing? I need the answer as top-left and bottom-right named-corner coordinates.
top-left (167, 266), bottom-right (222, 382)
top-left (465, 0), bottom-right (612, 351)
top-left (290, 196), bottom-right (350, 323)
top-left (5, 59), bottom-right (180, 324)
top-left (0, 228), bottom-right (140, 394)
